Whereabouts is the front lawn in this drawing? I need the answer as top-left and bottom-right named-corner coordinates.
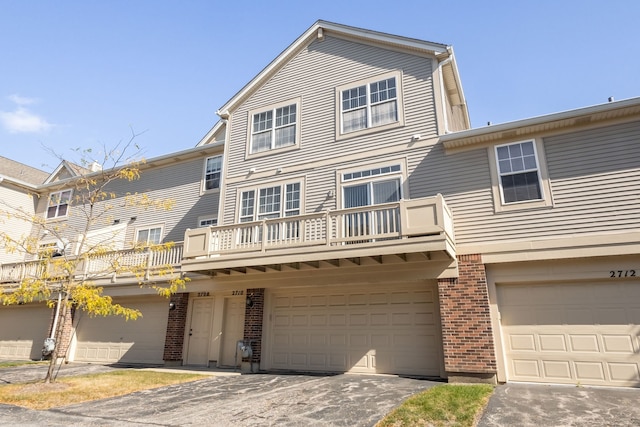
top-left (377, 383), bottom-right (494, 427)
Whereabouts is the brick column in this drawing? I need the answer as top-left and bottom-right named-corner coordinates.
top-left (163, 293), bottom-right (189, 365)
top-left (243, 288), bottom-right (264, 372)
top-left (48, 302), bottom-right (74, 361)
top-left (437, 254), bottom-right (497, 383)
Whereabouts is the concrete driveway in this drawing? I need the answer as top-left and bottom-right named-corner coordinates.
top-left (478, 383), bottom-right (640, 427)
top-left (0, 363), bottom-right (437, 426)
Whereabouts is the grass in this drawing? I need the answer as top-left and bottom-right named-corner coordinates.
top-left (377, 384), bottom-right (494, 427)
top-left (0, 360), bottom-right (48, 369)
top-left (0, 370), bottom-right (207, 409)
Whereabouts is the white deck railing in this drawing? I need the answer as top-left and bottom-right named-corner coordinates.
top-left (183, 195), bottom-right (454, 260)
top-left (0, 243), bottom-right (184, 284)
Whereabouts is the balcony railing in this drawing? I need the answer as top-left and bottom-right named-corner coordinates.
top-left (182, 195), bottom-right (455, 271)
top-left (0, 243), bottom-right (184, 285)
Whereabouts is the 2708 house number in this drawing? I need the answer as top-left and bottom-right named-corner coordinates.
top-left (609, 270), bottom-right (636, 278)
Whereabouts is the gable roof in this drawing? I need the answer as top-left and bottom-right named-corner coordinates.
top-left (44, 160), bottom-right (92, 184)
top-left (196, 20), bottom-right (464, 146)
top-left (0, 156), bottom-right (49, 185)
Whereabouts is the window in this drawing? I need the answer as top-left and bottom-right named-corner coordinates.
top-left (340, 163), bottom-right (404, 240)
top-left (136, 226), bottom-right (162, 245)
top-left (238, 181), bottom-right (302, 243)
top-left (339, 74), bottom-right (401, 135)
top-left (203, 156), bottom-right (222, 191)
top-left (495, 141), bottom-right (542, 203)
top-left (240, 182), bottom-right (301, 222)
top-left (46, 189), bottom-right (72, 219)
top-left (250, 101), bottom-right (298, 154)
top-left (198, 217), bottom-right (218, 227)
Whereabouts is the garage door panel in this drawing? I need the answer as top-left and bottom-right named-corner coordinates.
top-left (268, 283), bottom-right (441, 376)
top-left (499, 281), bottom-right (640, 387)
top-left (0, 305), bottom-right (52, 360)
top-left (74, 296), bottom-right (168, 364)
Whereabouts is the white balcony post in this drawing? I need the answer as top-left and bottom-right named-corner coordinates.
top-left (145, 246), bottom-right (152, 281)
top-left (261, 220), bottom-right (267, 253)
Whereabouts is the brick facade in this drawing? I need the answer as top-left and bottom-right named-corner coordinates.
top-left (47, 302), bottom-right (75, 361)
top-left (437, 254), bottom-right (497, 378)
top-left (243, 288), bottom-right (264, 364)
top-left (163, 292), bottom-right (189, 363)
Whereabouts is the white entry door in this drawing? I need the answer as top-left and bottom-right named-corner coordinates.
top-left (220, 297), bottom-right (246, 367)
top-left (186, 298), bottom-right (214, 366)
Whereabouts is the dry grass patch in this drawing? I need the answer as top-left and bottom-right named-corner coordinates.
top-left (0, 370), bottom-right (207, 410)
top-left (0, 361), bottom-right (48, 369)
top-left (377, 384), bottom-right (494, 427)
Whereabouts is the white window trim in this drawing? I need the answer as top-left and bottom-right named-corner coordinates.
top-left (335, 71), bottom-right (405, 141)
top-left (337, 159), bottom-right (408, 210)
top-left (488, 138), bottom-right (553, 213)
top-left (134, 224), bottom-right (165, 245)
top-left (236, 177), bottom-right (305, 223)
top-left (46, 189), bottom-right (73, 220)
top-left (246, 97), bottom-right (302, 159)
top-left (201, 155), bottom-right (223, 194)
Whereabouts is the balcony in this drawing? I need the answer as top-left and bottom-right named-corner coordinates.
top-left (182, 195), bottom-right (456, 275)
top-left (0, 243), bottom-right (184, 285)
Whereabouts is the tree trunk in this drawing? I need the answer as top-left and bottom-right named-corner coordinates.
top-left (44, 296), bottom-right (68, 383)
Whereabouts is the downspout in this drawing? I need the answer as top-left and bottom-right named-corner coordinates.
top-left (438, 54), bottom-right (453, 135)
top-left (50, 291), bottom-right (62, 340)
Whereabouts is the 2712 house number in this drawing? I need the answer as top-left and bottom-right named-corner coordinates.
top-left (609, 270), bottom-right (636, 278)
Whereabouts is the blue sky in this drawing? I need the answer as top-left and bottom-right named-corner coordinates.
top-left (1, 1), bottom-right (639, 172)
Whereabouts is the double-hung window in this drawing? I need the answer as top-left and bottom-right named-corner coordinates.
top-left (46, 189), bottom-right (72, 219)
top-left (250, 101), bottom-right (298, 154)
top-left (136, 226), bottom-right (162, 245)
top-left (203, 155), bottom-right (222, 191)
top-left (239, 182), bottom-right (301, 243)
top-left (495, 141), bottom-right (542, 204)
top-left (339, 73), bottom-right (402, 135)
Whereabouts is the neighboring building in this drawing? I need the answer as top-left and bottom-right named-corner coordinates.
top-left (1, 21), bottom-right (639, 388)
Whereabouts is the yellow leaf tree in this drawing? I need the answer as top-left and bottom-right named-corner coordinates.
top-left (0, 133), bottom-right (189, 382)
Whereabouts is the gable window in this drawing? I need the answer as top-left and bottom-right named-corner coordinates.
top-left (46, 189), bottom-right (72, 219)
top-left (495, 141), bottom-right (542, 203)
top-left (136, 226), bottom-right (162, 245)
top-left (203, 155), bottom-right (222, 191)
top-left (338, 72), bottom-right (403, 137)
top-left (249, 100), bottom-right (299, 154)
top-left (198, 217), bottom-right (218, 227)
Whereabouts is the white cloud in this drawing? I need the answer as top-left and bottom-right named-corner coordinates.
top-left (0, 94), bottom-right (53, 134)
top-left (7, 94), bottom-right (37, 106)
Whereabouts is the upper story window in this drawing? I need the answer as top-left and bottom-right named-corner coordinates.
top-left (340, 163), bottom-right (404, 209)
top-left (203, 155), bottom-right (222, 191)
top-left (249, 99), bottom-right (300, 155)
top-left (489, 139), bottom-right (553, 212)
top-left (337, 72), bottom-right (404, 138)
top-left (46, 189), bottom-right (72, 219)
top-left (495, 141), bottom-right (542, 203)
top-left (136, 226), bottom-right (162, 245)
top-left (198, 217), bottom-right (218, 227)
top-left (239, 181), bottom-right (301, 223)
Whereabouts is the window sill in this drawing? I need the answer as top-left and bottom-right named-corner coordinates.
top-left (245, 144), bottom-right (300, 160)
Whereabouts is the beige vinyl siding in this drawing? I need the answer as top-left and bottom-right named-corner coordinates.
top-left (223, 36), bottom-right (437, 224)
top-left (35, 157), bottom-right (220, 249)
top-left (0, 185), bottom-right (37, 264)
top-left (444, 120), bottom-right (640, 245)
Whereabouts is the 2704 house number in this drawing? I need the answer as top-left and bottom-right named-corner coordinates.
top-left (609, 270), bottom-right (636, 278)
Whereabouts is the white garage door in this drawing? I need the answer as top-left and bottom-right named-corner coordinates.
top-left (499, 281), bottom-right (640, 387)
top-left (74, 296), bottom-right (169, 364)
top-left (0, 304), bottom-right (52, 360)
top-left (267, 282), bottom-right (441, 376)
